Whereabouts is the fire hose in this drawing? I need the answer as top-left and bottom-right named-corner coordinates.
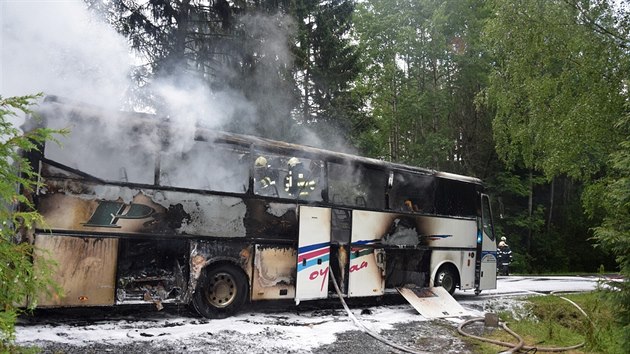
top-left (456, 291), bottom-right (588, 352)
top-left (331, 266), bottom-right (587, 353)
top-left (329, 267), bottom-right (432, 354)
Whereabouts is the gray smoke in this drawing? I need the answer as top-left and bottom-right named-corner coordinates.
top-left (1, 0), bottom-right (359, 192)
top-left (1, 0), bottom-right (131, 108)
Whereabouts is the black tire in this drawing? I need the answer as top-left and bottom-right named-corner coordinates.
top-left (434, 266), bottom-right (457, 295)
top-left (192, 264), bottom-right (249, 319)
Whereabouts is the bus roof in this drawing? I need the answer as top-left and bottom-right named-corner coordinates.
top-left (38, 95), bottom-right (484, 186)
top-left (203, 129), bottom-right (483, 185)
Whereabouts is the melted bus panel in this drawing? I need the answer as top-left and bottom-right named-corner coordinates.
top-left (34, 234), bottom-right (118, 307)
top-left (252, 245), bottom-right (296, 300)
top-left (21, 97), bottom-right (496, 318)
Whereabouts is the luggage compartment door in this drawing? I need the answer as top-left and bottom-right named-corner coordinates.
top-left (295, 206), bottom-right (331, 304)
top-left (33, 234), bottom-right (118, 307)
top-left (348, 210), bottom-right (386, 297)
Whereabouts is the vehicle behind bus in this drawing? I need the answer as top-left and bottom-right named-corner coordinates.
top-left (20, 97), bottom-right (497, 318)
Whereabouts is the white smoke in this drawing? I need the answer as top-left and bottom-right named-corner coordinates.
top-left (1, 0), bottom-right (357, 193)
top-left (1, 0), bottom-right (131, 108)
top-left (152, 76), bottom-right (256, 153)
top-left (1, 1), bottom-right (254, 127)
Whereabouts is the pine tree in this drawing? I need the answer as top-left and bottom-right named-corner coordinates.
top-left (0, 95), bottom-right (63, 349)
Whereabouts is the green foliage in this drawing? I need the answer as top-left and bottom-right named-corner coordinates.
top-left (586, 112), bottom-right (630, 351)
top-left (529, 293), bottom-right (625, 353)
top-left (352, 0), bottom-right (495, 177)
top-left (483, 2), bottom-right (629, 346)
top-left (483, 0), bottom-right (626, 180)
top-left (476, 293), bottom-right (624, 353)
top-left (0, 94), bottom-right (64, 348)
top-left (290, 0), bottom-right (361, 140)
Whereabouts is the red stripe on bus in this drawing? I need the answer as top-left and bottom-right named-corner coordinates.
top-left (297, 247), bottom-right (329, 262)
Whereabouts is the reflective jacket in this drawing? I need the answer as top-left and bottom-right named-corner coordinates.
top-left (497, 246), bottom-right (513, 265)
top-left (284, 165), bottom-right (316, 196)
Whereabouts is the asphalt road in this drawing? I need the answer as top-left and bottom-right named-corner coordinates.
top-left (15, 275), bottom-right (605, 353)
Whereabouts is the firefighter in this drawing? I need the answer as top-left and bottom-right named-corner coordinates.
top-left (284, 157), bottom-right (316, 197)
top-left (497, 237), bottom-right (513, 276)
top-left (254, 156), bottom-right (277, 196)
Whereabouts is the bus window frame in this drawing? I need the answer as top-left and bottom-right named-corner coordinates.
top-left (159, 139), bottom-right (250, 194)
top-left (327, 161), bottom-right (387, 210)
top-left (387, 169), bottom-right (436, 214)
top-left (251, 150), bottom-right (325, 202)
top-left (481, 194), bottom-right (496, 241)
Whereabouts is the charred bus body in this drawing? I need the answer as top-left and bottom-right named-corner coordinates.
top-left (21, 97), bottom-right (497, 318)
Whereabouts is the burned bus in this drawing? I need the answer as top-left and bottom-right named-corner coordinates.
top-left (21, 97), bottom-right (497, 318)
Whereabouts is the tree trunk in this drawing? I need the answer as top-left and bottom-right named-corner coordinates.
top-left (547, 177), bottom-right (554, 234)
top-left (165, 0), bottom-right (191, 76)
top-left (527, 169), bottom-right (533, 253)
top-left (390, 75), bottom-right (399, 161)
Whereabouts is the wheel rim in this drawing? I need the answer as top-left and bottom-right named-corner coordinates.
top-left (205, 272), bottom-right (237, 308)
top-left (438, 272), bottom-right (454, 292)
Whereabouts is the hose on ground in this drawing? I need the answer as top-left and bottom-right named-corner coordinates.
top-left (329, 268), bottom-right (431, 354)
top-left (457, 317), bottom-right (584, 352)
top-left (457, 291), bottom-right (588, 352)
top-left (457, 318), bottom-right (525, 353)
top-left (331, 268), bottom-right (587, 353)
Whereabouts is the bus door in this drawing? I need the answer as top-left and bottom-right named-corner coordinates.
top-left (347, 210), bottom-right (386, 297)
top-left (295, 206), bottom-right (331, 304)
top-left (478, 194), bottom-right (497, 290)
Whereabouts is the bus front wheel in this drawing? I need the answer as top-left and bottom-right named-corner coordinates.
top-left (434, 266), bottom-right (457, 295)
top-left (192, 264), bottom-right (248, 319)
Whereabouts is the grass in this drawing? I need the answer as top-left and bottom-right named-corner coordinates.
top-left (468, 292), bottom-right (624, 354)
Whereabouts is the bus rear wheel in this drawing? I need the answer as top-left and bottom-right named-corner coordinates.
top-left (192, 264), bottom-right (248, 319)
top-left (434, 266), bottom-right (457, 295)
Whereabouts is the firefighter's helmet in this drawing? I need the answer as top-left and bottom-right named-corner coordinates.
top-left (255, 156), bottom-right (268, 167)
top-left (287, 157), bottom-right (301, 168)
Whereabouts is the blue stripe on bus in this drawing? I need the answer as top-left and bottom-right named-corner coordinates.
top-left (352, 239), bottom-right (379, 245)
top-left (425, 234), bottom-right (452, 239)
top-left (297, 254), bottom-right (330, 272)
top-left (481, 251), bottom-right (497, 262)
top-left (298, 241), bottom-right (330, 254)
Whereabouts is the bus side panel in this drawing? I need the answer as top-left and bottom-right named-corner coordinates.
top-left (480, 254), bottom-right (497, 290)
top-left (251, 245), bottom-right (296, 300)
top-left (36, 180), bottom-right (248, 238)
top-left (418, 216), bottom-right (477, 290)
top-left (428, 250), bottom-right (475, 290)
top-left (416, 216), bottom-right (477, 249)
top-left (295, 206), bottom-right (331, 303)
top-left (348, 210), bottom-right (391, 297)
top-left (33, 234), bottom-right (118, 307)
top-left (479, 234), bottom-right (497, 290)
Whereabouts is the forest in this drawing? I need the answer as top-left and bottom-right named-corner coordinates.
top-left (78, 0), bottom-right (630, 277)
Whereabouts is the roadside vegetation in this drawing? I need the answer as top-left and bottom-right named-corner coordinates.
top-left (470, 292), bottom-right (624, 354)
top-left (0, 95), bottom-right (64, 352)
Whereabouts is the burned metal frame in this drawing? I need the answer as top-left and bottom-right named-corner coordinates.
top-left (21, 97), bottom-right (497, 317)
